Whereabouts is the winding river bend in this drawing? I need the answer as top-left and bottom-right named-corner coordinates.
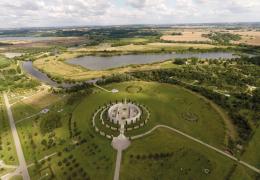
top-left (22, 61), bottom-right (99, 88)
top-left (22, 61), bottom-right (60, 87)
top-left (22, 52), bottom-right (238, 87)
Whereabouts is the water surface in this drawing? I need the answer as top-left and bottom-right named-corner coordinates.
top-left (22, 61), bottom-right (59, 87)
top-left (67, 52), bottom-right (238, 70)
top-left (22, 61), bottom-right (99, 87)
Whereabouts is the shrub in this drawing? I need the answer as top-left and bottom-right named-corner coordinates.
top-left (40, 112), bottom-right (62, 134)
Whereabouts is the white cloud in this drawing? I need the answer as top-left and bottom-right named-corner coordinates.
top-left (0, 0), bottom-right (259, 28)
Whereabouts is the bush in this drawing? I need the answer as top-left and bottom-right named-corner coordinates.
top-left (173, 58), bottom-right (186, 65)
top-left (40, 112), bottom-right (62, 134)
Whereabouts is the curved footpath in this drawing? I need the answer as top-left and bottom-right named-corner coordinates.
top-left (132, 125), bottom-right (260, 174)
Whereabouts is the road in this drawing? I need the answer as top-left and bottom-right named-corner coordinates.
top-left (3, 92), bottom-right (30, 180)
top-left (132, 125), bottom-right (260, 174)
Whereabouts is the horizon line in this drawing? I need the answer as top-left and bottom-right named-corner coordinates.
top-left (1, 21), bottom-right (260, 30)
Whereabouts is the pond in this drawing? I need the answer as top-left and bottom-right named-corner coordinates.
top-left (66, 52), bottom-right (238, 70)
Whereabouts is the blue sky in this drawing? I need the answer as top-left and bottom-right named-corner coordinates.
top-left (0, 0), bottom-right (259, 28)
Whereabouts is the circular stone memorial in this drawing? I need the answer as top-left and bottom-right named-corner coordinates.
top-left (108, 102), bottom-right (142, 125)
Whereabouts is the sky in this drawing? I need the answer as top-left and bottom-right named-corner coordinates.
top-left (0, 0), bottom-right (260, 28)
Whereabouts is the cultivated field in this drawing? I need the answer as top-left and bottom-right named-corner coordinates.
top-left (161, 31), bottom-right (210, 42)
top-left (74, 42), bottom-right (221, 52)
top-left (160, 28), bottom-right (260, 46)
top-left (231, 30), bottom-right (260, 46)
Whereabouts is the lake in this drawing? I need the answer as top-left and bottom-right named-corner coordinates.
top-left (22, 52), bottom-right (238, 87)
top-left (67, 52), bottom-right (238, 70)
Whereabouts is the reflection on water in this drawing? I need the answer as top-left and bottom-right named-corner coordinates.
top-left (22, 52), bottom-right (238, 87)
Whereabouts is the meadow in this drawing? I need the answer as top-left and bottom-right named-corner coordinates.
top-left (8, 81), bottom-right (234, 179)
top-left (121, 128), bottom-right (258, 180)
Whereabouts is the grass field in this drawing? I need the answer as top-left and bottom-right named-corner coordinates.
top-left (9, 175), bottom-right (23, 180)
top-left (8, 81), bottom-right (256, 179)
top-left (121, 128), bottom-right (256, 180)
top-left (0, 95), bottom-right (18, 165)
top-left (0, 55), bottom-right (10, 68)
top-left (76, 81), bottom-right (230, 148)
top-left (240, 126), bottom-right (260, 168)
top-left (11, 91), bottom-right (116, 180)
top-left (11, 89), bottom-right (62, 121)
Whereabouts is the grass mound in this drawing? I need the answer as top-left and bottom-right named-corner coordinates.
top-left (126, 85), bottom-right (142, 93)
top-left (182, 112), bottom-right (199, 122)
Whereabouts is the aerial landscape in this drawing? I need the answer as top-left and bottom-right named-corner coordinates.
top-left (0, 0), bottom-right (260, 180)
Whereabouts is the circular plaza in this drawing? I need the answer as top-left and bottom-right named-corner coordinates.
top-left (108, 102), bottom-right (142, 125)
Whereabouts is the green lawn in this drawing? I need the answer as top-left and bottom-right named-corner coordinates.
top-left (118, 38), bottom-right (150, 43)
top-left (240, 126), bottom-right (260, 167)
top-left (9, 175), bottom-right (23, 180)
top-left (229, 165), bottom-right (259, 180)
top-left (0, 95), bottom-right (18, 165)
top-left (14, 94), bottom-right (116, 180)
top-left (77, 81), bottom-right (227, 148)
top-left (0, 56), bottom-right (10, 68)
top-left (12, 81), bottom-right (245, 179)
top-left (121, 128), bottom-right (257, 180)
top-left (12, 101), bottom-right (39, 121)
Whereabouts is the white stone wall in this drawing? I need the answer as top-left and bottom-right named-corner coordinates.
top-left (108, 102), bottom-right (141, 125)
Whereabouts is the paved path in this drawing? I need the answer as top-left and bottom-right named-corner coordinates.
top-left (3, 92), bottom-right (30, 180)
top-left (0, 161), bottom-right (18, 169)
top-left (113, 150), bottom-right (122, 180)
top-left (112, 134), bottom-right (130, 180)
top-left (1, 167), bottom-right (21, 180)
top-left (15, 112), bottom-right (41, 124)
top-left (27, 152), bottom-right (57, 168)
top-left (93, 83), bottom-right (119, 93)
top-left (131, 125), bottom-right (260, 174)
